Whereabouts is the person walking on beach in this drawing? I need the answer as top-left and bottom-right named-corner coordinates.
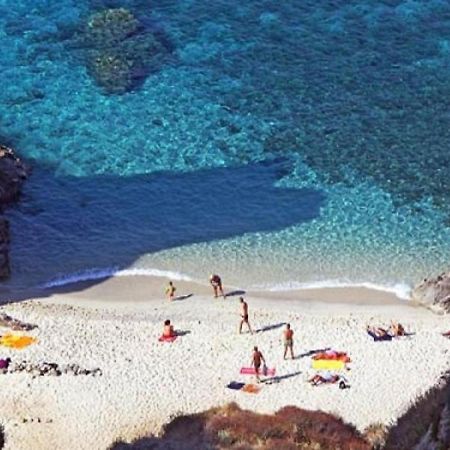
top-left (283, 323), bottom-right (294, 360)
top-left (239, 297), bottom-right (253, 335)
top-left (165, 281), bottom-right (176, 301)
top-left (209, 274), bottom-right (225, 298)
top-left (251, 346), bottom-right (266, 383)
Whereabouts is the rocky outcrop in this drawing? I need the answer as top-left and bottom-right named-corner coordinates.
top-left (383, 373), bottom-right (450, 450)
top-left (412, 272), bottom-right (450, 314)
top-left (0, 144), bottom-right (29, 279)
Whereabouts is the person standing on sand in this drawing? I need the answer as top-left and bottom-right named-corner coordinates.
top-left (209, 274), bottom-right (225, 298)
top-left (283, 323), bottom-right (294, 360)
top-left (165, 281), bottom-right (176, 301)
top-left (251, 346), bottom-right (266, 383)
top-left (239, 297), bottom-right (253, 335)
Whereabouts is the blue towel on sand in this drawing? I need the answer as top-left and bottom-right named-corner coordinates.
top-left (227, 381), bottom-right (245, 390)
top-left (367, 330), bottom-right (392, 341)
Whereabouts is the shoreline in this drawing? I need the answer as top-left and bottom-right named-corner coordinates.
top-left (1, 273), bottom-right (416, 311)
top-left (38, 274), bottom-right (432, 320)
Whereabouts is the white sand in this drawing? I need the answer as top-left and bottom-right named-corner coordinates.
top-left (0, 276), bottom-right (449, 450)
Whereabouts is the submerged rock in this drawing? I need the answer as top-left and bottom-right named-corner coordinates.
top-left (412, 271), bottom-right (450, 314)
top-left (0, 144), bottom-right (29, 279)
top-left (82, 8), bottom-right (170, 94)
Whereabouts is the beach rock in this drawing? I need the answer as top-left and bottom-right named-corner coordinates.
top-left (412, 272), bottom-right (450, 314)
top-left (0, 144), bottom-right (29, 279)
top-left (82, 8), bottom-right (170, 94)
top-left (0, 313), bottom-right (38, 331)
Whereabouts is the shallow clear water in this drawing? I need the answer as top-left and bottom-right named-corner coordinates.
top-left (1, 0), bottom-right (450, 295)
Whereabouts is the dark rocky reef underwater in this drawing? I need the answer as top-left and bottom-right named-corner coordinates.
top-left (80, 8), bottom-right (172, 94)
top-left (0, 145), bottom-right (28, 279)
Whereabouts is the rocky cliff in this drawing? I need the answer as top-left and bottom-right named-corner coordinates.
top-left (412, 272), bottom-right (450, 314)
top-left (0, 144), bottom-right (28, 279)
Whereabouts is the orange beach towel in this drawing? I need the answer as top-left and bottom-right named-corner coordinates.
top-left (312, 351), bottom-right (351, 363)
top-left (0, 334), bottom-right (37, 349)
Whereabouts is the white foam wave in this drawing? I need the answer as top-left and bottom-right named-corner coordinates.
top-left (42, 267), bottom-right (193, 288)
top-left (42, 268), bottom-right (411, 301)
top-left (253, 280), bottom-right (412, 300)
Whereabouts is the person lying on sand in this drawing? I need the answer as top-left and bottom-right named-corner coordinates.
top-left (309, 372), bottom-right (340, 386)
top-left (163, 320), bottom-right (175, 337)
top-left (283, 323), bottom-right (294, 360)
top-left (443, 331), bottom-right (450, 337)
top-left (239, 297), bottom-right (253, 335)
top-left (367, 325), bottom-right (390, 339)
top-left (389, 321), bottom-right (405, 337)
top-left (251, 346), bottom-right (266, 383)
top-left (209, 274), bottom-right (225, 298)
top-left (165, 281), bottom-right (176, 302)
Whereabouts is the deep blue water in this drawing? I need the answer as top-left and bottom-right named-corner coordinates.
top-left (1, 0), bottom-right (450, 295)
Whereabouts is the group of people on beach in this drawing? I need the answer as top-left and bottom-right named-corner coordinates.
top-left (162, 275), bottom-right (444, 386)
top-left (164, 274), bottom-right (295, 382)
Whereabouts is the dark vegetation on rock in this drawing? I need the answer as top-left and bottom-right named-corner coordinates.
top-left (0, 145), bottom-right (28, 279)
top-left (109, 403), bottom-right (371, 450)
top-left (108, 374), bottom-right (450, 450)
top-left (81, 8), bottom-right (172, 94)
top-left (384, 372), bottom-right (450, 450)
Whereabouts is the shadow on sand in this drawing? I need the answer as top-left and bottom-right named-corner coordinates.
top-left (224, 290), bottom-right (246, 298)
top-left (256, 322), bottom-right (286, 333)
top-left (263, 370), bottom-right (302, 385)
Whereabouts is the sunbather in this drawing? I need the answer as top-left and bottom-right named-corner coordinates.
top-left (163, 320), bottom-right (175, 337)
top-left (389, 321), bottom-right (405, 337)
top-left (367, 325), bottom-right (390, 339)
top-left (309, 372), bottom-right (340, 386)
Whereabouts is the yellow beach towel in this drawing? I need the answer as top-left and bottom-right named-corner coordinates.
top-left (0, 334), bottom-right (37, 349)
top-left (312, 359), bottom-right (345, 371)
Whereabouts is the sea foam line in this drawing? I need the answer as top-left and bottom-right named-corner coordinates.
top-left (41, 267), bottom-right (193, 288)
top-left (42, 267), bottom-right (412, 300)
top-left (254, 280), bottom-right (412, 300)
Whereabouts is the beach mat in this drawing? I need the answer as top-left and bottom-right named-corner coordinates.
top-left (227, 381), bottom-right (245, 391)
top-left (0, 334), bottom-right (37, 349)
top-left (240, 367), bottom-right (276, 376)
top-left (242, 384), bottom-right (261, 394)
top-left (367, 330), bottom-right (392, 342)
top-left (311, 359), bottom-right (346, 371)
top-left (158, 335), bottom-right (177, 343)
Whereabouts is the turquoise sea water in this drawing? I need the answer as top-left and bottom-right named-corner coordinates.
top-left (1, 0), bottom-right (450, 296)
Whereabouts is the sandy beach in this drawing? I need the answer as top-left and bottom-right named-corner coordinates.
top-left (0, 276), bottom-right (449, 450)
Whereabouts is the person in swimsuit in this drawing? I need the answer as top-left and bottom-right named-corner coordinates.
top-left (367, 325), bottom-right (390, 339)
top-left (209, 274), bottom-right (225, 298)
top-left (165, 281), bottom-right (176, 301)
top-left (283, 323), bottom-right (294, 360)
top-left (239, 297), bottom-right (253, 335)
top-left (163, 319), bottom-right (175, 337)
top-left (309, 372), bottom-right (340, 386)
top-left (251, 346), bottom-right (265, 382)
top-left (389, 321), bottom-right (405, 337)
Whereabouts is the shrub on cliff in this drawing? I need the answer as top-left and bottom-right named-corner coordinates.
top-left (383, 372), bottom-right (450, 450)
top-left (109, 403), bottom-right (371, 449)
